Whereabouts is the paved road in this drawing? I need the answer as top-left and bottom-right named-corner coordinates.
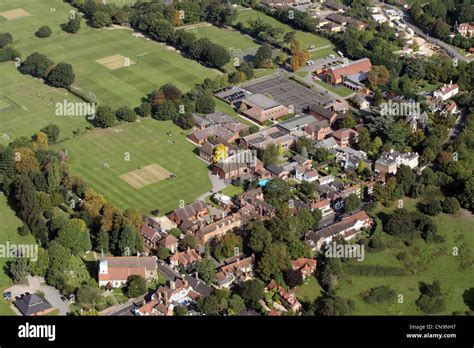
top-left (444, 112), bottom-right (467, 147)
top-left (100, 295), bottom-right (147, 316)
top-left (374, 1), bottom-right (472, 63)
top-left (196, 171), bottom-right (228, 201)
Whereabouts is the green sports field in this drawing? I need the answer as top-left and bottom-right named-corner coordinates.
top-left (234, 7), bottom-right (336, 60)
top-left (53, 119), bottom-right (212, 214)
top-left (191, 25), bottom-right (259, 53)
top-left (0, 63), bottom-right (89, 146)
top-left (0, 0), bottom-right (218, 109)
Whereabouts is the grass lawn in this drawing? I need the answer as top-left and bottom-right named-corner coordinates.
top-left (295, 276), bottom-right (324, 303)
top-left (45, 309), bottom-right (60, 316)
top-left (295, 70), bottom-right (309, 78)
top-left (0, 0), bottom-right (217, 109)
top-left (313, 78), bottom-right (353, 98)
top-left (336, 197), bottom-right (474, 315)
top-left (191, 25), bottom-right (259, 53)
top-left (417, 80), bottom-right (441, 93)
top-left (0, 63), bottom-right (90, 146)
top-left (54, 119), bottom-right (211, 214)
top-left (220, 185), bottom-right (244, 197)
top-left (234, 7), bottom-right (335, 54)
top-left (0, 193), bottom-right (36, 315)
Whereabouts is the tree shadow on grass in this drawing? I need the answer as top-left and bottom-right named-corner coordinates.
top-left (462, 288), bottom-right (474, 310)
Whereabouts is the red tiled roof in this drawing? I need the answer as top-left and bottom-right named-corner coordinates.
top-left (99, 267), bottom-right (145, 282)
top-left (141, 225), bottom-right (158, 240)
top-left (291, 258), bottom-right (317, 271)
top-left (311, 199), bottom-right (331, 209)
top-left (158, 234), bottom-right (178, 247)
top-left (327, 58), bottom-right (372, 82)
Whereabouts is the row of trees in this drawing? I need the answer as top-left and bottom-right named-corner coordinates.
top-left (19, 52), bottom-right (75, 88)
top-left (0, 32), bottom-right (21, 63)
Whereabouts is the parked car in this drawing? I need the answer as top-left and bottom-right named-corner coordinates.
top-left (3, 291), bottom-right (12, 300)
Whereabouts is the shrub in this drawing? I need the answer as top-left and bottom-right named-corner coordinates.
top-left (18, 224), bottom-right (31, 236)
top-left (35, 26), bottom-right (52, 38)
top-left (442, 197), bottom-right (460, 214)
top-left (420, 198), bottom-right (443, 216)
top-left (416, 280), bottom-right (446, 314)
top-left (0, 32), bottom-right (13, 48)
top-left (363, 286), bottom-right (396, 303)
top-left (367, 237), bottom-right (386, 252)
top-left (416, 294), bottom-right (446, 314)
top-left (345, 264), bottom-right (405, 276)
top-left (116, 106), bottom-right (137, 122)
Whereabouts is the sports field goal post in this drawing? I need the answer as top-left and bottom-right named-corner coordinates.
top-left (68, 85), bottom-right (97, 104)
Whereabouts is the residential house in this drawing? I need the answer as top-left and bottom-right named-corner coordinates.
top-left (305, 210), bottom-right (373, 250)
top-left (326, 13), bottom-right (349, 26)
top-left (317, 175), bottom-right (335, 185)
top-left (216, 255), bottom-right (255, 288)
top-left (140, 224), bottom-right (163, 248)
top-left (375, 150), bottom-right (419, 174)
top-left (291, 258), bottom-right (317, 280)
top-left (433, 83), bottom-right (459, 101)
top-left (371, 13), bottom-right (388, 24)
top-left (236, 188), bottom-right (277, 221)
top-left (315, 17), bottom-right (329, 28)
top-left (406, 111), bottom-right (429, 132)
top-left (331, 128), bottom-right (358, 148)
top-left (351, 95), bottom-right (370, 110)
top-left (348, 18), bottom-right (368, 29)
top-left (195, 213), bottom-right (242, 244)
top-left (135, 278), bottom-right (201, 316)
top-left (457, 23), bottom-right (474, 37)
top-left (266, 164), bottom-right (291, 180)
top-left (324, 0), bottom-right (348, 12)
top-left (157, 234), bottom-right (178, 254)
top-left (305, 119), bottom-right (332, 141)
top-left (98, 256), bottom-right (158, 288)
top-left (240, 94), bottom-right (291, 124)
top-left (266, 280), bottom-right (302, 312)
top-left (295, 165), bottom-right (319, 182)
top-left (168, 201), bottom-right (208, 225)
top-left (310, 199), bottom-right (333, 216)
top-left (169, 248), bottom-right (201, 271)
top-left (324, 22), bottom-right (342, 32)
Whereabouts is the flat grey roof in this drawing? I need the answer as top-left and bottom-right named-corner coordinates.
top-left (278, 114), bottom-right (317, 131)
top-left (245, 93), bottom-right (280, 110)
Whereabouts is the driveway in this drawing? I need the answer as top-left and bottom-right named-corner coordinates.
top-left (197, 172), bottom-right (228, 201)
top-left (5, 276), bottom-right (70, 315)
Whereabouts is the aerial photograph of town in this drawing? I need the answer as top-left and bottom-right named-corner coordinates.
top-left (0, 0), bottom-right (472, 345)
